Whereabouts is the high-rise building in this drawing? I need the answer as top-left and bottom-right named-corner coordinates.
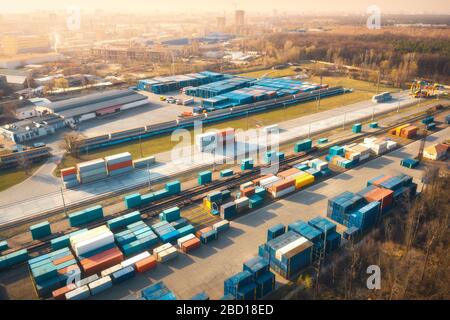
top-left (217, 17), bottom-right (226, 32)
top-left (235, 10), bottom-right (245, 34)
top-left (1, 35), bottom-right (51, 56)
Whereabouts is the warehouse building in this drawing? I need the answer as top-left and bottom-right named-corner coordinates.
top-left (36, 89), bottom-right (149, 124)
top-left (0, 115), bottom-right (65, 143)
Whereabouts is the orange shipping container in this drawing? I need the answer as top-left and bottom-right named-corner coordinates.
top-left (61, 167), bottom-right (77, 177)
top-left (270, 178), bottom-right (295, 193)
top-left (364, 188), bottom-right (394, 209)
top-left (181, 237), bottom-right (201, 253)
top-left (195, 226), bottom-right (212, 238)
top-left (400, 126), bottom-right (418, 139)
top-left (135, 255), bottom-right (157, 273)
top-left (107, 160), bottom-right (133, 171)
top-left (252, 174), bottom-right (274, 186)
top-left (241, 187), bottom-right (255, 197)
top-left (80, 247), bottom-right (124, 276)
top-left (52, 284), bottom-right (77, 300)
top-left (53, 254), bottom-right (75, 266)
top-left (277, 168), bottom-right (300, 179)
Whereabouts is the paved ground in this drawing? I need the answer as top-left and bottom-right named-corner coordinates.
top-left (78, 90), bottom-right (196, 138)
top-left (0, 92), bottom-right (427, 224)
top-left (89, 126), bottom-right (449, 300)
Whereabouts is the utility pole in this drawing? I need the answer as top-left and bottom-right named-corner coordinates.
top-left (376, 69), bottom-right (381, 95)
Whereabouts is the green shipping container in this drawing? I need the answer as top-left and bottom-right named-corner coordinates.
top-left (124, 193), bottom-right (142, 209)
top-left (30, 221), bottom-right (51, 240)
top-left (198, 171), bottom-right (212, 185)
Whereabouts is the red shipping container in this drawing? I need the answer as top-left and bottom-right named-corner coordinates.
top-left (61, 167), bottom-right (77, 177)
top-left (80, 247), bottom-right (124, 276)
top-left (241, 187), bottom-right (255, 197)
top-left (364, 187), bottom-right (394, 210)
top-left (181, 237), bottom-right (201, 253)
top-left (53, 254), bottom-right (75, 266)
top-left (135, 255), bottom-right (157, 273)
top-left (270, 178), bottom-right (295, 193)
top-left (52, 284), bottom-right (77, 300)
top-left (195, 226), bottom-right (212, 238)
top-left (107, 160), bottom-right (133, 171)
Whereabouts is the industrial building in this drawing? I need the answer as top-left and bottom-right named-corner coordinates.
top-left (0, 35), bottom-right (51, 56)
top-left (0, 115), bottom-right (65, 143)
top-left (36, 89), bottom-right (149, 124)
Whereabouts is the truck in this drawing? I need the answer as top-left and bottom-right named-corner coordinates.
top-left (183, 98), bottom-right (194, 106)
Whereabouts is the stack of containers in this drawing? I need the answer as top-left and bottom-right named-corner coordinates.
top-left (198, 171), bottom-right (212, 185)
top-left (234, 197), bottom-right (250, 213)
top-left (153, 243), bottom-right (178, 263)
top-left (170, 217), bottom-right (188, 230)
top-left (88, 276), bottom-right (113, 296)
top-left (344, 143), bottom-right (371, 161)
top-left (357, 184), bottom-right (393, 214)
top-left (223, 271), bottom-right (255, 300)
top-left (294, 139), bottom-right (312, 153)
top-left (135, 254), bottom-right (157, 273)
top-left (220, 202), bottom-right (237, 219)
top-left (68, 205), bottom-right (104, 227)
top-left (267, 224), bottom-right (285, 241)
top-left (241, 158), bottom-right (254, 170)
top-left (76, 159), bottom-right (107, 184)
top-left (248, 195), bottom-right (263, 208)
top-left (151, 221), bottom-right (180, 243)
top-left (111, 266), bottom-right (135, 284)
top-left (401, 158), bottom-right (420, 169)
top-left (259, 175), bottom-right (282, 190)
top-left (308, 217), bottom-right (341, 253)
top-left (196, 226), bottom-right (218, 244)
top-left (0, 249), bottom-right (29, 271)
top-left (50, 229), bottom-right (88, 250)
top-left (53, 274), bottom-right (100, 300)
top-left (399, 125), bottom-right (419, 139)
top-left (259, 231), bottom-right (313, 279)
top-left (177, 234), bottom-right (201, 253)
top-left (107, 211), bottom-right (141, 230)
top-left (114, 221), bottom-right (159, 256)
top-left (104, 152), bottom-right (133, 176)
top-left (287, 220), bottom-right (323, 257)
top-left (29, 221), bottom-right (51, 240)
top-left (29, 247), bottom-right (80, 298)
top-left (362, 137), bottom-right (388, 155)
top-left (204, 191), bottom-right (223, 210)
top-left (327, 191), bottom-right (366, 225)
top-left (70, 226), bottom-right (123, 276)
top-left (60, 167), bottom-right (79, 188)
top-left (159, 207), bottom-right (181, 223)
top-left (141, 282), bottom-right (177, 300)
top-left (243, 256), bottom-right (276, 299)
top-left (213, 220), bottom-right (230, 233)
top-left (347, 201), bottom-right (381, 231)
top-left (268, 179), bottom-right (295, 198)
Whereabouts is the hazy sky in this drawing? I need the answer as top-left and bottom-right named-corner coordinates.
top-left (1, 0), bottom-right (449, 14)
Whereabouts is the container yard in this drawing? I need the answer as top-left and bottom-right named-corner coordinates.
top-left (0, 103), bottom-right (448, 301)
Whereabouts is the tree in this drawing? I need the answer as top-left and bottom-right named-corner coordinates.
top-left (60, 132), bottom-right (84, 158)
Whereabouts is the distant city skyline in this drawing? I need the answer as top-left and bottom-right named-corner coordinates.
top-left (2, 0), bottom-right (450, 14)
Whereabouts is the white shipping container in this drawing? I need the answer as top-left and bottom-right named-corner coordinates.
top-left (88, 276), bottom-right (113, 296)
top-left (240, 182), bottom-right (253, 190)
top-left (157, 247), bottom-right (178, 263)
top-left (275, 236), bottom-right (309, 261)
top-left (386, 141), bottom-right (397, 150)
top-left (104, 152), bottom-right (132, 165)
top-left (65, 285), bottom-right (91, 300)
top-left (153, 243), bottom-right (173, 257)
top-left (360, 153), bottom-right (370, 161)
top-left (70, 226), bottom-right (109, 246)
top-left (270, 186), bottom-right (295, 198)
top-left (77, 159), bottom-right (106, 172)
top-left (79, 113), bottom-right (96, 122)
top-left (212, 220), bottom-right (229, 231)
top-left (100, 264), bottom-right (123, 278)
top-left (234, 197), bottom-right (249, 209)
top-left (133, 156), bottom-right (156, 168)
top-left (121, 251), bottom-right (151, 268)
top-left (259, 176), bottom-right (282, 188)
top-left (78, 167), bottom-right (108, 177)
top-left (73, 231), bottom-right (114, 257)
top-left (177, 234), bottom-right (196, 247)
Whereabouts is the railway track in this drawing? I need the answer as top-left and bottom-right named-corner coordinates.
top-left (1, 106), bottom-right (448, 264)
